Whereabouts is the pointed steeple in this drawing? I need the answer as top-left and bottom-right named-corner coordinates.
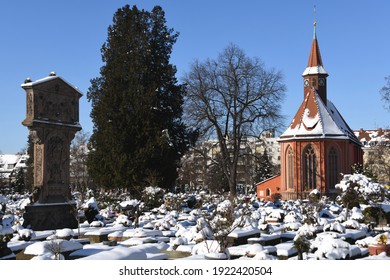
top-left (302, 15), bottom-right (328, 104)
top-left (302, 21), bottom-right (328, 76)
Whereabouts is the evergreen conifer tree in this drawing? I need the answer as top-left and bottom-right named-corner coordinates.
top-left (87, 5), bottom-right (196, 196)
top-left (255, 149), bottom-right (275, 183)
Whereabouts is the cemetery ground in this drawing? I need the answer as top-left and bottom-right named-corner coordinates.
top-left (1, 174), bottom-right (390, 261)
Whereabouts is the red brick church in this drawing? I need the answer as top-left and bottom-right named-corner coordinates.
top-left (257, 22), bottom-right (363, 200)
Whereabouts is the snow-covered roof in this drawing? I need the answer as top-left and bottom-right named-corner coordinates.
top-left (0, 154), bottom-right (19, 166)
top-left (21, 73), bottom-right (83, 96)
top-left (302, 65), bottom-right (328, 76)
top-left (354, 128), bottom-right (390, 147)
top-left (0, 154), bottom-right (26, 178)
top-left (280, 88), bottom-right (360, 144)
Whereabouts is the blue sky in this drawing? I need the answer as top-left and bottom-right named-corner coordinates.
top-left (0, 0), bottom-right (389, 153)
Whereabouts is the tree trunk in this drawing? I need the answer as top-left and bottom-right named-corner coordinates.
top-left (229, 178), bottom-right (237, 198)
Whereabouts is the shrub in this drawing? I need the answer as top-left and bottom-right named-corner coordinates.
top-left (363, 206), bottom-right (387, 226)
top-left (141, 186), bottom-right (165, 211)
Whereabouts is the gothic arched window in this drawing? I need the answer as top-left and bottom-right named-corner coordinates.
top-left (286, 146), bottom-right (294, 190)
top-left (328, 147), bottom-right (339, 189)
top-left (303, 145), bottom-right (317, 191)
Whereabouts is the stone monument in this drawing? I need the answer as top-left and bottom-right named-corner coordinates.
top-left (21, 72), bottom-right (82, 230)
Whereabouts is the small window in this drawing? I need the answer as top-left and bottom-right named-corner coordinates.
top-left (259, 190), bottom-right (264, 196)
top-left (311, 78), bottom-right (317, 87)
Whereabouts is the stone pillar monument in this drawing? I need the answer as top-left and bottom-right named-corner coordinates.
top-left (21, 72), bottom-right (82, 230)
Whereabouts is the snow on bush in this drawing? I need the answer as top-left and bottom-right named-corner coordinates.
top-left (142, 186), bottom-right (165, 210)
top-left (323, 221), bottom-right (345, 233)
top-left (336, 174), bottom-right (387, 204)
top-left (83, 197), bottom-right (99, 211)
top-left (295, 223), bottom-right (316, 238)
top-left (343, 219), bottom-right (362, 230)
top-left (119, 199), bottom-right (139, 209)
top-left (349, 207), bottom-right (364, 221)
top-left (216, 200), bottom-right (232, 213)
top-left (284, 211), bottom-right (299, 223)
top-left (192, 240), bottom-right (220, 255)
top-left (114, 214), bottom-right (132, 227)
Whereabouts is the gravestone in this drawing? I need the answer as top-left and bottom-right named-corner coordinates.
top-left (21, 72), bottom-right (82, 230)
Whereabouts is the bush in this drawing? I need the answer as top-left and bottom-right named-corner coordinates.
top-left (141, 186), bottom-right (165, 211)
top-left (363, 206), bottom-right (387, 226)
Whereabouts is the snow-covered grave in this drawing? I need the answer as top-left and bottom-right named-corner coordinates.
top-left (1, 174), bottom-right (390, 261)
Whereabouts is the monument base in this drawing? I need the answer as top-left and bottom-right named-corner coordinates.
top-left (23, 203), bottom-right (78, 231)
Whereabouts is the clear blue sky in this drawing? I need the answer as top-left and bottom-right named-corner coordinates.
top-left (0, 0), bottom-right (389, 154)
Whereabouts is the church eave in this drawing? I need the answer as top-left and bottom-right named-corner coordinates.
top-left (278, 133), bottom-right (357, 143)
top-left (302, 66), bottom-right (328, 76)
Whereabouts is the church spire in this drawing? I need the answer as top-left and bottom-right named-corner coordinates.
top-left (302, 10), bottom-right (328, 104)
top-left (304, 8), bottom-right (326, 71)
top-left (313, 5), bottom-right (317, 39)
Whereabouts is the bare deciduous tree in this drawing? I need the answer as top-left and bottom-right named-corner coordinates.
top-left (380, 75), bottom-right (390, 111)
top-left (183, 44), bottom-right (286, 196)
top-left (70, 130), bottom-right (91, 201)
top-left (365, 141), bottom-right (390, 185)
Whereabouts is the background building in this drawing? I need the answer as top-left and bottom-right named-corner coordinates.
top-left (354, 128), bottom-right (390, 185)
top-left (178, 131), bottom-right (280, 193)
top-left (0, 153), bottom-right (28, 186)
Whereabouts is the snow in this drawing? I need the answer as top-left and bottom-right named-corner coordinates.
top-left (227, 227), bottom-right (260, 238)
top-left (55, 228), bottom-right (74, 239)
top-left (280, 90), bottom-right (358, 143)
top-left (24, 239), bottom-right (83, 255)
top-left (313, 234), bottom-right (351, 260)
top-left (119, 199), bottom-right (139, 208)
top-left (1, 176), bottom-right (390, 269)
top-left (20, 74), bottom-right (83, 96)
top-left (302, 108), bottom-right (320, 129)
top-left (275, 241), bottom-right (298, 258)
top-left (79, 246), bottom-right (148, 260)
top-left (302, 65), bottom-right (328, 76)
top-left (336, 174), bottom-right (387, 202)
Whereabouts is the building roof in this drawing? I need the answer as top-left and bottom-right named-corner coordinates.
top-left (0, 154), bottom-right (23, 179)
top-left (280, 88), bottom-right (360, 144)
top-left (302, 23), bottom-right (328, 77)
top-left (354, 128), bottom-right (390, 147)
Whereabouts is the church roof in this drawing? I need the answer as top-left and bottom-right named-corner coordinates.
top-left (280, 88), bottom-right (360, 145)
top-left (302, 23), bottom-right (328, 77)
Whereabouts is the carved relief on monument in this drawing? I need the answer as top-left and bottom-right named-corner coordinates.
top-left (37, 93), bottom-right (75, 124)
top-left (27, 91), bottom-right (33, 119)
top-left (34, 144), bottom-right (44, 187)
top-left (46, 135), bottom-right (67, 185)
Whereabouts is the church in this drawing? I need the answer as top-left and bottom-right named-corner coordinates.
top-left (256, 21), bottom-right (363, 200)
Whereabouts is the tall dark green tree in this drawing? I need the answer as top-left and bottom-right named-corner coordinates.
top-left (25, 134), bottom-right (34, 192)
top-left (87, 5), bottom-right (196, 196)
top-left (255, 150), bottom-right (276, 183)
